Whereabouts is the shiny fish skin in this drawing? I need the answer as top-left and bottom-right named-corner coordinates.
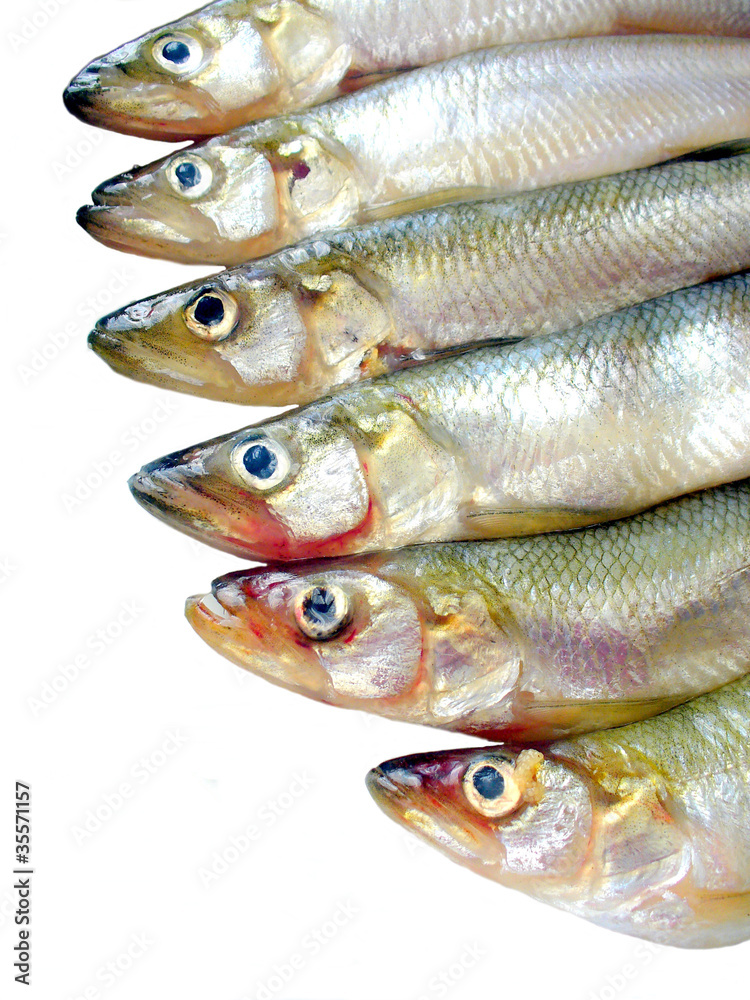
top-left (89, 152), bottom-right (750, 405)
top-left (62, 1), bottom-right (750, 140)
top-left (130, 274), bottom-right (750, 561)
top-left (187, 482), bottom-right (750, 741)
top-left (77, 35), bottom-right (750, 265)
top-left (368, 674), bottom-right (750, 947)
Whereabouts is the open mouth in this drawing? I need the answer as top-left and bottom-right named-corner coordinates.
top-left (185, 580), bottom-right (331, 696)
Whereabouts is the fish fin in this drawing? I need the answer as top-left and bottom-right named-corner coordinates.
top-left (657, 138), bottom-right (750, 166)
top-left (609, 17), bottom-right (661, 35)
top-left (339, 68), bottom-right (407, 93)
top-left (396, 337), bottom-right (526, 369)
top-left (461, 506), bottom-right (630, 537)
top-left (362, 187), bottom-right (499, 222)
top-left (689, 890), bottom-right (750, 933)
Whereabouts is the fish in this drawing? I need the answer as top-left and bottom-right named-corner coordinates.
top-left (76, 35), bottom-right (750, 265)
top-left (129, 273), bottom-right (750, 561)
top-left (62, 1), bottom-right (750, 141)
top-left (367, 672), bottom-right (750, 948)
top-left (186, 481), bottom-right (750, 741)
top-left (88, 150), bottom-right (750, 405)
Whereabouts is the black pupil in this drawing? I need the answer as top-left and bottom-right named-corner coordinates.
top-left (194, 294), bottom-right (224, 327)
top-left (162, 40), bottom-right (191, 65)
top-left (175, 162), bottom-right (200, 189)
top-left (302, 588), bottom-right (337, 626)
top-left (472, 766), bottom-right (505, 800)
top-left (242, 443), bottom-right (278, 481)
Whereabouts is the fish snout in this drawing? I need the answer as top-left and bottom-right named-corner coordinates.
top-left (88, 320), bottom-right (124, 362)
top-left (129, 447), bottom-right (198, 511)
top-left (63, 65), bottom-right (102, 119)
top-left (366, 758), bottom-right (432, 827)
top-left (91, 170), bottom-right (141, 207)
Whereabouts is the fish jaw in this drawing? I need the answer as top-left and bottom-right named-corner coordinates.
top-left (78, 204), bottom-right (215, 263)
top-left (63, 62), bottom-right (232, 142)
top-left (186, 562), bottom-right (426, 707)
top-left (62, 2), bottom-right (351, 139)
top-left (128, 457), bottom-right (292, 562)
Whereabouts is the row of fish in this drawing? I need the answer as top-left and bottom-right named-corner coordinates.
top-left (75, 35), bottom-right (750, 264)
top-left (65, 0), bottom-right (750, 951)
top-left (89, 149), bottom-right (750, 404)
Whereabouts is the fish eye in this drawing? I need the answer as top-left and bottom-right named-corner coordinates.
top-left (294, 584), bottom-right (350, 640)
top-left (152, 33), bottom-right (203, 74)
top-left (184, 289), bottom-right (239, 341)
top-left (230, 437), bottom-right (291, 491)
top-left (472, 765), bottom-right (504, 799)
top-left (462, 759), bottom-right (523, 819)
top-left (166, 154), bottom-right (213, 198)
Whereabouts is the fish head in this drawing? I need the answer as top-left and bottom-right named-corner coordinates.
top-left (367, 746), bottom-right (593, 890)
top-left (88, 256), bottom-right (394, 405)
top-left (63, 0), bottom-right (351, 139)
top-left (130, 393), bottom-right (463, 559)
top-left (77, 136), bottom-right (280, 265)
top-left (129, 404), bottom-right (374, 560)
top-left (186, 558), bottom-right (523, 727)
top-left (186, 562), bottom-right (426, 704)
top-left (77, 126), bottom-right (361, 264)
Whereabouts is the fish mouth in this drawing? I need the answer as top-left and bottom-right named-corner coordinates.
top-left (128, 466), bottom-right (227, 551)
top-left (186, 577), bottom-right (330, 695)
top-left (129, 467), bottom-right (183, 518)
top-left (88, 323), bottom-right (122, 357)
top-left (88, 323), bottom-right (132, 375)
top-left (76, 204), bottom-right (207, 262)
top-left (63, 67), bottom-right (221, 141)
top-left (128, 459), bottom-right (288, 561)
top-left (88, 323), bottom-right (165, 388)
top-left (366, 761), bottom-right (449, 841)
top-left (63, 71), bottom-right (101, 121)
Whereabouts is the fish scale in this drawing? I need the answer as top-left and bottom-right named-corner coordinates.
top-left (411, 484), bottom-right (748, 625)
top-left (559, 679), bottom-right (750, 847)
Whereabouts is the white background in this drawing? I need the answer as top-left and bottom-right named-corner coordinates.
top-left (3, 0), bottom-right (749, 997)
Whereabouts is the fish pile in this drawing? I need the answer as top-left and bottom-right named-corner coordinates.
top-left (66, 0), bottom-right (750, 949)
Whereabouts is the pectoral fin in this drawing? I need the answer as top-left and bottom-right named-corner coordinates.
top-left (461, 506), bottom-right (630, 537)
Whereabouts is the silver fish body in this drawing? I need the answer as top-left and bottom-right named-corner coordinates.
top-left (130, 274), bottom-right (750, 561)
top-left (78, 35), bottom-right (750, 264)
top-left (368, 673), bottom-right (750, 947)
top-left (188, 481), bottom-right (750, 740)
top-left (63, 0), bottom-right (750, 140)
top-left (90, 151), bottom-right (750, 405)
